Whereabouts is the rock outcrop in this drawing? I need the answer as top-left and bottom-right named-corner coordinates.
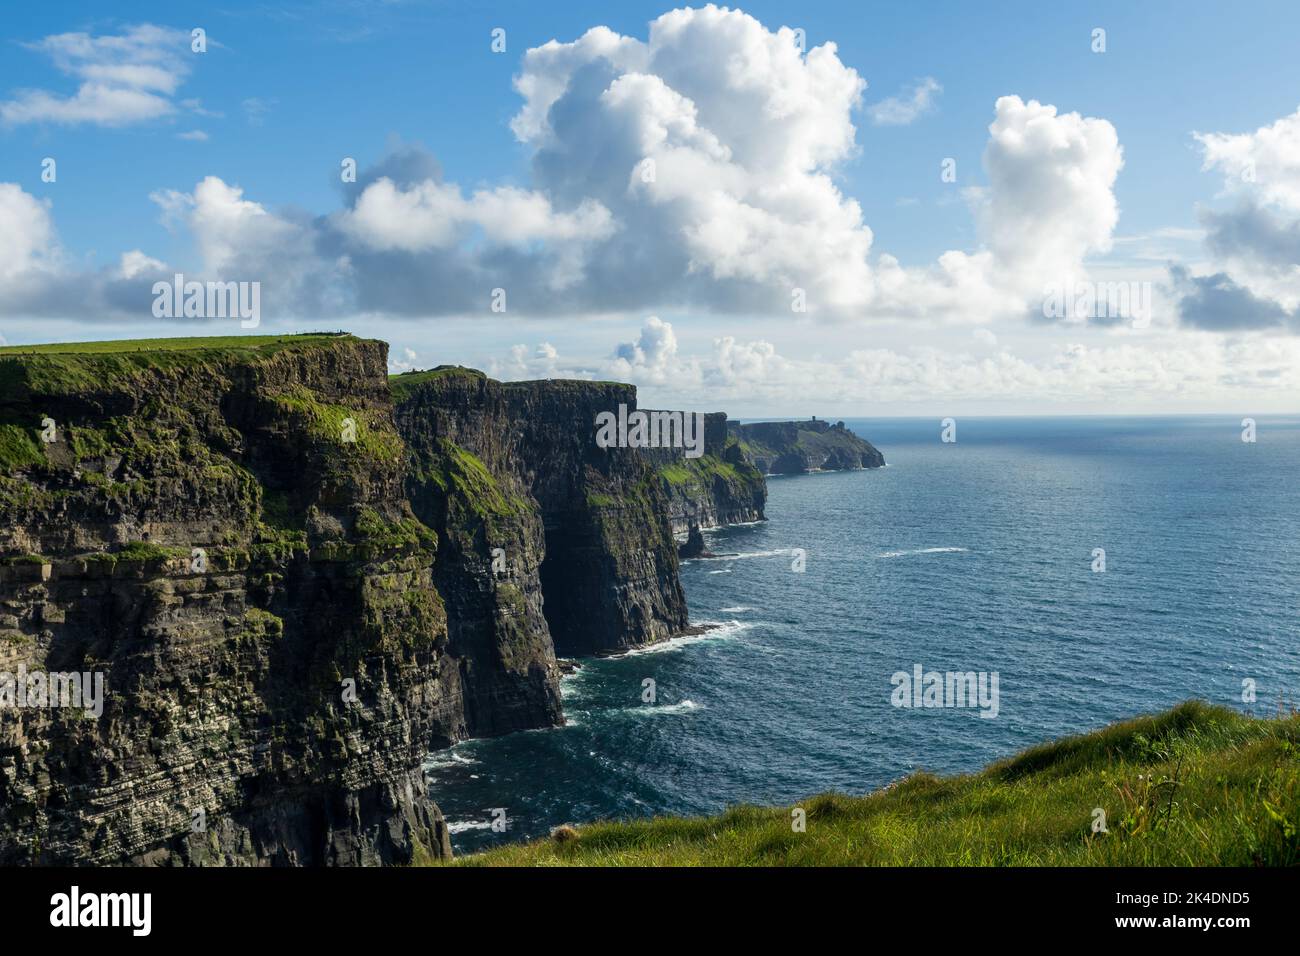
top-left (731, 419), bottom-right (884, 474)
top-left (0, 334), bottom-right (456, 866)
top-left (0, 338), bottom-right (715, 866)
top-left (644, 413), bottom-right (767, 535)
top-left (392, 368), bottom-right (687, 658)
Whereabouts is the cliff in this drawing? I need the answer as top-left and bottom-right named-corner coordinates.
top-left (0, 334), bottom-right (457, 865)
top-left (731, 419), bottom-right (885, 474)
top-left (0, 338), bottom-right (708, 865)
top-left (392, 368), bottom-right (687, 657)
top-left (643, 413), bottom-right (767, 535)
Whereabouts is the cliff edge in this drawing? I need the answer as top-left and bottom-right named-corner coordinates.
top-left (731, 419), bottom-right (884, 474)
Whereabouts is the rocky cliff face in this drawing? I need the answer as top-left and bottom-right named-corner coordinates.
top-left (0, 336), bottom-right (451, 865)
top-left (393, 368), bottom-right (687, 658)
top-left (644, 413), bottom-right (767, 535)
top-left (731, 419), bottom-right (885, 474)
top-left (0, 336), bottom-right (754, 866)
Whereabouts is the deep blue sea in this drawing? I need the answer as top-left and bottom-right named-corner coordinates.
top-left (426, 415), bottom-right (1300, 853)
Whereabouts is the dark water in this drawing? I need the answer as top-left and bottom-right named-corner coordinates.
top-left (425, 415), bottom-right (1300, 853)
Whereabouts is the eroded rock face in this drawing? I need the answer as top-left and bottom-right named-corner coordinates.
top-left (0, 336), bottom-right (458, 865)
top-left (643, 413), bottom-right (767, 535)
top-left (393, 368), bottom-right (688, 658)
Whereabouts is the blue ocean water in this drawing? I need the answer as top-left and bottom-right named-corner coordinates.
top-left (426, 415), bottom-right (1300, 853)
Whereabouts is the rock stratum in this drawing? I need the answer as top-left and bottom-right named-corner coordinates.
top-left (0, 335), bottom-right (732, 866)
top-left (643, 413), bottom-right (767, 535)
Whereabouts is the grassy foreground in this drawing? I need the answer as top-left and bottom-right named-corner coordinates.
top-left (449, 701), bottom-right (1300, 866)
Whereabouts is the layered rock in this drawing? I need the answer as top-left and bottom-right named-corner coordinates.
top-left (392, 368), bottom-right (687, 658)
top-left (643, 413), bottom-right (767, 535)
top-left (0, 336), bottom-right (461, 865)
top-left (731, 419), bottom-right (885, 474)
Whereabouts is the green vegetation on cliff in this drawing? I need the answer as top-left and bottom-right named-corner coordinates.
top-left (411, 439), bottom-right (530, 523)
top-left (451, 702), bottom-right (1300, 866)
top-left (0, 333), bottom-right (359, 394)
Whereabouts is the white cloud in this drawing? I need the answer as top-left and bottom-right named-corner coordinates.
top-left (149, 176), bottom-right (346, 316)
top-left (0, 25), bottom-right (192, 127)
top-left (1174, 106), bottom-right (1300, 329)
top-left (607, 315), bottom-right (681, 384)
top-left (1195, 106), bottom-right (1300, 212)
top-left (507, 4), bottom-right (876, 315)
top-left (337, 179), bottom-right (615, 251)
top-left (974, 95), bottom-right (1124, 291)
top-left (116, 250), bottom-right (167, 280)
top-left (867, 77), bottom-right (941, 126)
top-left (177, 129), bottom-right (209, 141)
top-left (0, 184), bottom-right (57, 280)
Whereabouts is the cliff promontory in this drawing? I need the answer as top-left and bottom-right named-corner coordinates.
top-left (731, 419), bottom-right (885, 474)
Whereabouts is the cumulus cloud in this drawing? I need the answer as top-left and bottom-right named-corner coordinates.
top-left (1195, 106), bottom-right (1300, 212)
top-left (0, 8), bottom-right (1129, 330)
top-left (336, 180), bottom-right (614, 253)
top-left (869, 95), bottom-right (1124, 323)
top-left (0, 184), bottom-right (58, 280)
top-left (607, 315), bottom-right (681, 383)
top-left (149, 176), bottom-right (348, 317)
top-left (1176, 106), bottom-right (1300, 329)
top-left (0, 25), bottom-right (192, 127)
top-left (0, 181), bottom-right (180, 320)
top-left (867, 77), bottom-right (941, 126)
top-left (976, 96), bottom-right (1123, 286)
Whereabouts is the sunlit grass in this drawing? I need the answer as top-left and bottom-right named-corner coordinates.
top-left (446, 701), bottom-right (1300, 866)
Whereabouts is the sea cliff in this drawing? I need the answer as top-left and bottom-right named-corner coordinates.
top-left (0, 336), bottom-right (741, 865)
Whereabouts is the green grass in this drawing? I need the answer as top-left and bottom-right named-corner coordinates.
top-left (0, 424), bottom-right (45, 471)
top-left (0, 333), bottom-right (364, 395)
top-left (270, 387), bottom-right (404, 465)
top-left (416, 439), bottom-right (530, 520)
top-left (0, 333), bottom-right (350, 355)
top-left (448, 701), bottom-right (1300, 866)
top-left (389, 365), bottom-right (486, 403)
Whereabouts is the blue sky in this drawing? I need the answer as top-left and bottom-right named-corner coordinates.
top-left (2, 1), bottom-right (1299, 414)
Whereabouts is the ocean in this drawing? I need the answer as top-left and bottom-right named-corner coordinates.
top-left (424, 415), bottom-right (1300, 853)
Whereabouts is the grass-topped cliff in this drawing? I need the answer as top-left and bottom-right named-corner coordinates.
top-left (450, 702), bottom-right (1300, 866)
top-left (1, 331), bottom-right (461, 865)
top-left (733, 418), bottom-right (884, 474)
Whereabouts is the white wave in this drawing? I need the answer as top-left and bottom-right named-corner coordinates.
top-left (719, 605), bottom-right (754, 612)
top-left (612, 619), bottom-right (753, 657)
top-left (446, 819), bottom-right (496, 834)
top-left (707, 568), bottom-right (732, 574)
top-left (876, 546), bottom-right (969, 559)
top-left (624, 699), bottom-right (702, 717)
top-left (422, 749), bottom-right (478, 772)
